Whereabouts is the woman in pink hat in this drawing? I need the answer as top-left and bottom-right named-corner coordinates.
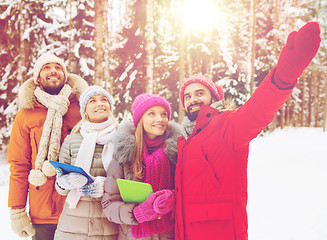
top-left (102, 94), bottom-right (181, 239)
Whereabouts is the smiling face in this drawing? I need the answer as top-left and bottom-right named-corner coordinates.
top-left (142, 106), bottom-right (169, 140)
top-left (183, 83), bottom-right (213, 121)
top-left (85, 94), bottom-right (111, 123)
top-left (37, 63), bottom-right (65, 95)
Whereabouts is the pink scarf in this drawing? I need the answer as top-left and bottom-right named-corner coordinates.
top-left (131, 135), bottom-right (174, 238)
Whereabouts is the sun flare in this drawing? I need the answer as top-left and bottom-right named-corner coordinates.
top-left (177, 0), bottom-right (226, 32)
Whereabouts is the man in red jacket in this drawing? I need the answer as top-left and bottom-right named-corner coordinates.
top-left (175, 22), bottom-right (321, 240)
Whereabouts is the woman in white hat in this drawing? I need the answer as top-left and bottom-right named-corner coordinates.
top-left (53, 86), bottom-right (119, 240)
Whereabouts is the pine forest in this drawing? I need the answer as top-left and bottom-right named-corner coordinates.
top-left (0, 0), bottom-right (327, 149)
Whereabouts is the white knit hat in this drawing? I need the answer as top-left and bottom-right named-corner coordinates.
top-left (79, 86), bottom-right (114, 117)
top-left (33, 53), bottom-right (68, 84)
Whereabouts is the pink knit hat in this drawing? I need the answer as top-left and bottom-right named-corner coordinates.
top-left (180, 74), bottom-right (224, 108)
top-left (132, 94), bottom-right (171, 126)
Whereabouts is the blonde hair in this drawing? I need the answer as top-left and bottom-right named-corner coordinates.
top-left (130, 118), bottom-right (145, 179)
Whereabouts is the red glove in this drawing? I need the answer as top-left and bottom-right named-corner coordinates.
top-left (275, 22), bottom-right (321, 89)
top-left (153, 189), bottom-right (175, 214)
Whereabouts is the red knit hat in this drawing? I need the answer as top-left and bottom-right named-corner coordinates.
top-left (180, 74), bottom-right (224, 108)
top-left (132, 94), bottom-right (171, 126)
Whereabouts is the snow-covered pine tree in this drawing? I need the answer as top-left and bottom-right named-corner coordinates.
top-left (0, 0), bottom-right (62, 150)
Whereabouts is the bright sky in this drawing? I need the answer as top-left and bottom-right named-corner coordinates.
top-left (176, 0), bottom-right (227, 32)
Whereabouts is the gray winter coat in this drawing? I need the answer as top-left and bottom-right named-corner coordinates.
top-left (101, 121), bottom-right (181, 240)
top-left (54, 133), bottom-right (118, 240)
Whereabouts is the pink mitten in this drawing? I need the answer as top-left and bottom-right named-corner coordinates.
top-left (275, 22), bottom-right (321, 88)
top-left (153, 189), bottom-right (175, 214)
top-left (133, 191), bottom-right (161, 223)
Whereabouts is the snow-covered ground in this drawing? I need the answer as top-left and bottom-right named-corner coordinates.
top-left (1, 127), bottom-right (327, 240)
top-left (248, 127), bottom-right (327, 240)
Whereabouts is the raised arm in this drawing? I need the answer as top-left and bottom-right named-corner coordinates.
top-left (232, 22), bottom-right (321, 150)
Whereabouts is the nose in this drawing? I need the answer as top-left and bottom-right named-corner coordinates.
top-left (97, 100), bottom-right (104, 106)
top-left (190, 94), bottom-right (198, 104)
top-left (49, 66), bottom-right (59, 75)
top-left (155, 114), bottom-right (163, 122)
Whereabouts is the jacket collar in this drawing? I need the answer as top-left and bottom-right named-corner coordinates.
top-left (18, 73), bottom-right (88, 109)
top-left (113, 120), bottom-right (181, 165)
top-left (190, 104), bottom-right (217, 136)
top-left (181, 98), bottom-right (237, 140)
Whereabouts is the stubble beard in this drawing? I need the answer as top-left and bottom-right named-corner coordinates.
top-left (185, 103), bottom-right (203, 121)
top-left (42, 84), bottom-right (64, 95)
top-left (39, 74), bottom-right (65, 95)
top-left (185, 98), bottom-right (214, 121)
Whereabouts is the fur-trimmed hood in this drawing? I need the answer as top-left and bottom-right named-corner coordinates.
top-left (18, 73), bottom-right (88, 109)
top-left (211, 98), bottom-right (238, 112)
top-left (113, 120), bottom-right (181, 166)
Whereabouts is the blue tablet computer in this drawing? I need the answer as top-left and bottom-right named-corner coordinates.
top-left (49, 161), bottom-right (94, 182)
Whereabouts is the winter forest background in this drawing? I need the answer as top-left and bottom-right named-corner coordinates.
top-left (0, 0), bottom-right (327, 153)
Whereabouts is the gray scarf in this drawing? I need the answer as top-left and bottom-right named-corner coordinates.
top-left (181, 101), bottom-right (226, 140)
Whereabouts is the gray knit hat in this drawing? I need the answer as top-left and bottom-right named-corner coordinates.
top-left (33, 53), bottom-right (68, 84)
top-left (79, 86), bottom-right (113, 117)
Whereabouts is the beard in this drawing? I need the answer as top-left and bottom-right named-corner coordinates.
top-left (185, 102), bottom-right (203, 121)
top-left (42, 84), bottom-right (64, 95)
top-left (39, 73), bottom-right (65, 95)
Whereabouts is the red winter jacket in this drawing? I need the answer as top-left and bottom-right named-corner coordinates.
top-left (175, 68), bottom-right (294, 240)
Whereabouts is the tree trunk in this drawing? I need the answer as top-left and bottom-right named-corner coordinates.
top-left (178, 5), bottom-right (186, 123)
top-left (323, 73), bottom-right (327, 131)
top-left (300, 71), bottom-right (306, 127)
top-left (186, 33), bottom-right (192, 75)
top-left (249, 0), bottom-right (256, 95)
top-left (145, 0), bottom-right (154, 93)
top-left (67, 0), bottom-right (73, 68)
top-left (270, 0), bottom-right (280, 130)
top-left (103, 0), bottom-right (113, 94)
top-left (18, 0), bottom-right (29, 84)
top-left (94, 0), bottom-right (104, 86)
top-left (308, 72), bottom-right (312, 127)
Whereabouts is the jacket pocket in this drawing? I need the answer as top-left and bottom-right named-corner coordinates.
top-left (200, 145), bottom-right (224, 187)
top-left (29, 177), bottom-right (65, 220)
top-left (184, 202), bottom-right (236, 240)
top-left (185, 202), bottom-right (233, 223)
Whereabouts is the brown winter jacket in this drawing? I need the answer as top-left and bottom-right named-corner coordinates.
top-left (54, 133), bottom-right (118, 239)
top-left (8, 74), bottom-right (88, 224)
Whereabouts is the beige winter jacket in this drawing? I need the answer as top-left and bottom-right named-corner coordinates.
top-left (102, 121), bottom-right (181, 240)
top-left (54, 133), bottom-right (118, 240)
